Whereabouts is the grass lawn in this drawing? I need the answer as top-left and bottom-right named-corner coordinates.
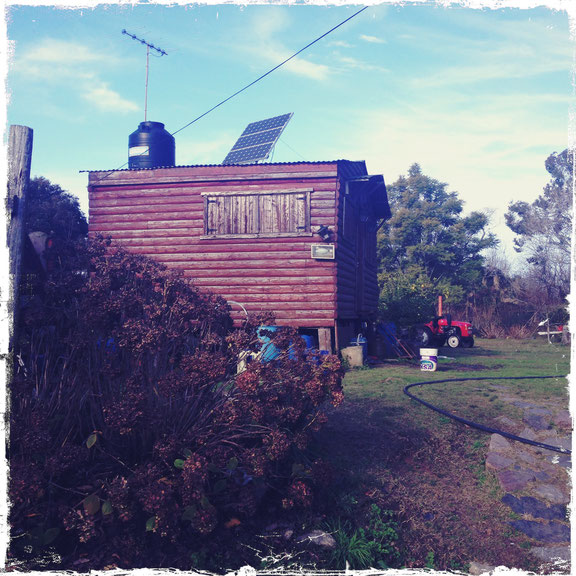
top-left (312, 338), bottom-right (570, 572)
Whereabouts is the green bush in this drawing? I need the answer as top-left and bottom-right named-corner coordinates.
top-left (327, 504), bottom-right (401, 569)
top-left (10, 237), bottom-right (344, 570)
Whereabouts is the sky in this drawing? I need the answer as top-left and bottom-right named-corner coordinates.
top-left (3, 0), bottom-right (575, 263)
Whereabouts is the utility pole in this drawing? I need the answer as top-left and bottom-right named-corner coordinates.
top-left (122, 29), bottom-right (167, 121)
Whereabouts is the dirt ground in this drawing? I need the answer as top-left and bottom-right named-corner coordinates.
top-left (315, 397), bottom-right (547, 572)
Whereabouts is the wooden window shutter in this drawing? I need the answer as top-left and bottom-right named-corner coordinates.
top-left (260, 192), bottom-right (309, 234)
top-left (203, 189), bottom-right (310, 237)
top-left (205, 196), bottom-right (222, 235)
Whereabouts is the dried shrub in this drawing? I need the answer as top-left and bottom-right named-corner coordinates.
top-left (10, 236), bottom-right (343, 570)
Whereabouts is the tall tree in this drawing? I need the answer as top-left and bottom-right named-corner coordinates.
top-left (23, 176), bottom-right (88, 279)
top-left (505, 149), bottom-right (573, 304)
top-left (377, 163), bottom-right (498, 324)
top-left (25, 176), bottom-right (88, 241)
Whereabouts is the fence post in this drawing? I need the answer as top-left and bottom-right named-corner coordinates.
top-left (6, 125), bottom-right (34, 347)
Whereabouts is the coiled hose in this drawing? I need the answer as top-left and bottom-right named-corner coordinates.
top-left (403, 375), bottom-right (571, 455)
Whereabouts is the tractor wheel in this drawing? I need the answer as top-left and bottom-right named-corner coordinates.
top-left (462, 337), bottom-right (474, 348)
top-left (447, 334), bottom-right (461, 348)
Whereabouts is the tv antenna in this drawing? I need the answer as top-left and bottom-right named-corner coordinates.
top-left (122, 29), bottom-right (168, 122)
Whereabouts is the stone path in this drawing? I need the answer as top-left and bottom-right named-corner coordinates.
top-left (484, 392), bottom-right (571, 573)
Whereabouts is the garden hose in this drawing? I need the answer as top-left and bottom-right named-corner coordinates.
top-left (403, 375), bottom-right (571, 455)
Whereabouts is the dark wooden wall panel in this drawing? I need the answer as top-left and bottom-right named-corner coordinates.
top-left (88, 162), bottom-right (362, 329)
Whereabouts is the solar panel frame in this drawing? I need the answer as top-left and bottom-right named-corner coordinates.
top-left (222, 113), bottom-right (293, 165)
top-left (230, 128), bottom-right (284, 151)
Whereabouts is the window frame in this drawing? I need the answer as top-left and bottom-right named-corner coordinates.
top-left (201, 188), bottom-right (312, 239)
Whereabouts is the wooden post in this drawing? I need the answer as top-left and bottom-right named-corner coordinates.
top-left (317, 327), bottom-right (333, 353)
top-left (6, 125), bottom-right (33, 347)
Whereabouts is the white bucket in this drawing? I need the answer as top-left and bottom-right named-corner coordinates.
top-left (341, 345), bottom-right (365, 367)
top-left (420, 348), bottom-right (438, 372)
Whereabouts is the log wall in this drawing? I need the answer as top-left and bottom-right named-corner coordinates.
top-left (88, 161), bottom-right (375, 330)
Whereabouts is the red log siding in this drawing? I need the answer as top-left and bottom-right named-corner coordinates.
top-left (88, 161), bottom-right (378, 329)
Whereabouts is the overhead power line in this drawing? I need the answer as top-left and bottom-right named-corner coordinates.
top-left (170, 6), bottom-right (368, 136)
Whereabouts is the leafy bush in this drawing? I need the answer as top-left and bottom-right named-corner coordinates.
top-left (378, 266), bottom-right (463, 327)
top-left (327, 504), bottom-right (400, 569)
top-left (10, 236), bottom-right (344, 570)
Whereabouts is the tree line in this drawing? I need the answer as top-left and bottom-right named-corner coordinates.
top-left (377, 150), bottom-right (572, 338)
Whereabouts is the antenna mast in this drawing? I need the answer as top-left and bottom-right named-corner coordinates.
top-left (122, 29), bottom-right (167, 122)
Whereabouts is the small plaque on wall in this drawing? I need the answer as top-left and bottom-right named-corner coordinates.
top-left (311, 244), bottom-right (335, 259)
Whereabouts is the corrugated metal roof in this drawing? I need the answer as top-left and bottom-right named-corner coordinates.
top-left (81, 159), bottom-right (359, 173)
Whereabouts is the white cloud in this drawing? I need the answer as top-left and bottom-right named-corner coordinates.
top-left (240, 8), bottom-right (331, 81)
top-left (254, 44), bottom-right (331, 81)
top-left (12, 37), bottom-right (138, 114)
top-left (83, 82), bottom-right (139, 113)
top-left (283, 55), bottom-right (331, 81)
top-left (359, 34), bottom-right (386, 44)
top-left (328, 40), bottom-right (353, 48)
top-left (176, 134), bottom-right (233, 165)
top-left (21, 38), bottom-right (103, 64)
top-left (332, 94), bottom-right (565, 249)
top-left (399, 13), bottom-right (571, 88)
top-left (337, 54), bottom-right (389, 73)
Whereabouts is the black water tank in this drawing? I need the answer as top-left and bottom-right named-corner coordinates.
top-left (128, 121), bottom-right (175, 169)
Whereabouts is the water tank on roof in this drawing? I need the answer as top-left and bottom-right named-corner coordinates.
top-left (128, 121), bottom-right (175, 169)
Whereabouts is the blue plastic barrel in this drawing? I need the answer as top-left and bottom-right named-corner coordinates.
top-left (257, 327), bottom-right (315, 362)
top-left (257, 326), bottom-right (281, 362)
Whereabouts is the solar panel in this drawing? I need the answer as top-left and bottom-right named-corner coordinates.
top-left (222, 113), bottom-right (293, 165)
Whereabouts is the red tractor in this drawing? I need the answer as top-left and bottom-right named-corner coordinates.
top-left (417, 314), bottom-right (474, 348)
top-left (416, 296), bottom-right (475, 348)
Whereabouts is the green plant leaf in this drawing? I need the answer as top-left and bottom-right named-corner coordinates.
top-left (213, 479), bottom-right (227, 494)
top-left (174, 458), bottom-right (185, 469)
top-left (183, 448), bottom-right (193, 458)
top-left (86, 433), bottom-right (98, 449)
top-left (146, 516), bottom-right (157, 532)
top-left (227, 457), bottom-right (239, 471)
top-left (182, 505), bottom-right (197, 522)
top-left (200, 496), bottom-right (214, 510)
top-left (42, 528), bottom-right (60, 546)
top-left (101, 500), bottom-right (113, 515)
top-left (83, 494), bottom-right (100, 515)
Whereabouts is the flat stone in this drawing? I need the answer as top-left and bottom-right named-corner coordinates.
top-left (502, 398), bottom-right (534, 408)
top-left (552, 410), bottom-right (572, 430)
top-left (490, 433), bottom-right (512, 453)
top-left (295, 530), bottom-right (337, 549)
top-left (533, 484), bottom-right (569, 505)
top-left (523, 407), bottom-right (553, 430)
top-left (502, 495), bottom-right (567, 521)
top-left (545, 452), bottom-right (572, 469)
top-left (542, 435), bottom-right (571, 451)
top-left (518, 427), bottom-right (538, 441)
top-left (494, 416), bottom-right (521, 432)
top-left (486, 452), bottom-right (514, 471)
top-left (525, 407), bottom-right (552, 417)
top-left (468, 561), bottom-right (497, 575)
top-left (516, 449), bottom-right (538, 466)
top-left (497, 468), bottom-right (535, 492)
top-left (510, 519), bottom-right (570, 543)
top-left (530, 545), bottom-right (571, 564)
top-left (532, 470), bottom-right (552, 481)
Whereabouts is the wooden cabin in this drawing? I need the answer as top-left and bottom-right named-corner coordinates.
top-left (87, 160), bottom-right (390, 352)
